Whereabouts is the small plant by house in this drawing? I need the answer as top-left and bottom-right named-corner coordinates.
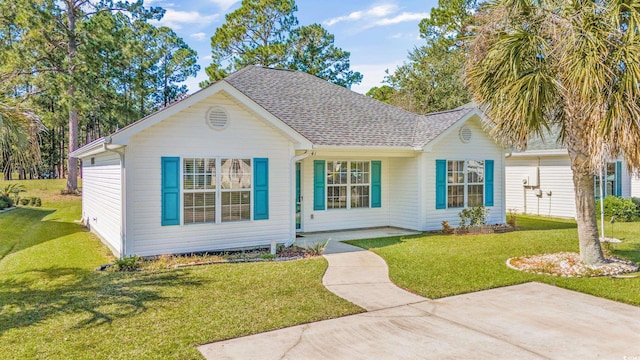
top-left (458, 206), bottom-right (489, 229)
top-left (507, 208), bottom-right (518, 228)
top-left (305, 238), bottom-right (331, 256)
top-left (19, 196), bottom-right (42, 207)
top-left (111, 255), bottom-right (143, 271)
top-left (596, 196), bottom-right (638, 222)
top-left (441, 220), bottom-right (454, 234)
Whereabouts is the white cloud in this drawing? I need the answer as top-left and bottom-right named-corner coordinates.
top-left (350, 61), bottom-right (404, 94)
top-left (190, 32), bottom-right (207, 40)
top-left (373, 12), bottom-right (428, 26)
top-left (150, 9), bottom-right (218, 30)
top-left (324, 4), bottom-right (397, 26)
top-left (210, 0), bottom-right (239, 10)
top-left (324, 3), bottom-right (426, 30)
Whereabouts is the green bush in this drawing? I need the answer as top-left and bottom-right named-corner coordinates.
top-left (112, 255), bottom-right (143, 271)
top-left (596, 196), bottom-right (638, 222)
top-left (30, 197), bottom-right (37, 206)
top-left (20, 198), bottom-right (30, 206)
top-left (0, 198), bottom-right (7, 210)
top-left (0, 195), bottom-right (13, 208)
top-left (35, 197), bottom-right (42, 207)
top-left (458, 206), bottom-right (489, 229)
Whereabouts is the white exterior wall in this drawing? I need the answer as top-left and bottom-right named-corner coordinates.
top-left (388, 156), bottom-right (421, 230)
top-left (505, 156), bottom-right (576, 218)
top-left (506, 156), bottom-right (633, 219)
top-left (299, 154), bottom-right (393, 232)
top-left (82, 152), bottom-right (122, 256)
top-left (631, 175), bottom-right (640, 198)
top-left (422, 118), bottom-right (506, 229)
top-left (125, 92), bottom-right (294, 256)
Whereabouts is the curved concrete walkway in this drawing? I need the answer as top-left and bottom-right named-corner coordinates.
top-left (321, 240), bottom-right (426, 311)
top-left (199, 240), bottom-right (640, 359)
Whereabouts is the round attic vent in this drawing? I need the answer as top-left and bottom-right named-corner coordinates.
top-left (206, 107), bottom-right (229, 130)
top-left (459, 126), bottom-right (472, 143)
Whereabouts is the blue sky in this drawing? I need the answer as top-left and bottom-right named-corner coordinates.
top-left (145, 0), bottom-right (438, 94)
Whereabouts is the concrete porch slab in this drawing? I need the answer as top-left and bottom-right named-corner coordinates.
top-left (294, 227), bottom-right (421, 247)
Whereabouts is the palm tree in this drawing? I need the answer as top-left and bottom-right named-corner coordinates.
top-left (0, 103), bottom-right (42, 180)
top-left (465, 0), bottom-right (640, 265)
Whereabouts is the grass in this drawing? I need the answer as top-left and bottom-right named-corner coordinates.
top-left (349, 215), bottom-right (640, 306)
top-left (0, 179), bottom-right (362, 359)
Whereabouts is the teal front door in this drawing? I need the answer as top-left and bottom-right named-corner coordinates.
top-left (296, 162), bottom-right (301, 230)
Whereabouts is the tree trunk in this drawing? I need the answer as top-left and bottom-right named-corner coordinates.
top-left (568, 149), bottom-right (605, 265)
top-left (66, 0), bottom-right (78, 191)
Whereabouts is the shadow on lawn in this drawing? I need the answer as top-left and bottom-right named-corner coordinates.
top-left (0, 266), bottom-right (203, 335)
top-left (0, 208), bottom-right (84, 260)
top-left (612, 243), bottom-right (640, 263)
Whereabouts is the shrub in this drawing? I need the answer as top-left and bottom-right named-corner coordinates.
top-left (112, 255), bottom-right (143, 271)
top-left (596, 196), bottom-right (638, 222)
top-left (458, 206), bottom-right (489, 229)
top-left (20, 198), bottom-right (30, 206)
top-left (0, 199), bottom-right (7, 210)
top-left (305, 238), bottom-right (330, 256)
top-left (631, 197), bottom-right (640, 211)
top-left (30, 197), bottom-right (37, 206)
top-left (0, 195), bottom-right (13, 208)
top-left (35, 197), bottom-right (42, 207)
top-left (441, 220), bottom-right (454, 234)
top-left (507, 208), bottom-right (518, 228)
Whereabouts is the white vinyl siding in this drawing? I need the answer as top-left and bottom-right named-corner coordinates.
top-left (82, 151), bottom-right (122, 256)
top-left (506, 156), bottom-right (633, 218)
top-left (388, 156), bottom-right (421, 230)
top-left (125, 91), bottom-right (293, 256)
top-left (422, 118), bottom-right (504, 229)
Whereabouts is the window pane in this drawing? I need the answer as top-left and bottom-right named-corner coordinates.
top-left (183, 157), bottom-right (216, 224)
top-left (206, 159), bottom-right (216, 189)
top-left (447, 185), bottom-right (464, 208)
top-left (351, 161), bottom-right (370, 184)
top-left (184, 193), bottom-right (194, 207)
top-left (327, 185), bottom-right (347, 209)
top-left (468, 184), bottom-right (484, 207)
top-left (184, 158), bottom-right (194, 174)
top-left (221, 190), bottom-right (251, 222)
top-left (448, 160), bottom-right (464, 184)
top-left (327, 161), bottom-right (348, 185)
top-left (467, 160), bottom-right (484, 183)
top-left (221, 159), bottom-right (252, 189)
top-left (351, 185), bottom-right (370, 208)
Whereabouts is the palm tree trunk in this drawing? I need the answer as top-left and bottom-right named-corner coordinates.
top-left (569, 150), bottom-right (605, 265)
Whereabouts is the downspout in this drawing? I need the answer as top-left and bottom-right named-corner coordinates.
top-left (284, 150), bottom-right (312, 250)
top-left (103, 138), bottom-right (127, 258)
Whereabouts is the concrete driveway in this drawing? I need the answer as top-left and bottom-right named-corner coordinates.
top-left (201, 238), bottom-right (640, 359)
top-left (200, 282), bottom-right (640, 359)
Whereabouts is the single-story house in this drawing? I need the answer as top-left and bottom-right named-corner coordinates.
top-left (71, 66), bottom-right (506, 258)
top-left (505, 128), bottom-right (640, 218)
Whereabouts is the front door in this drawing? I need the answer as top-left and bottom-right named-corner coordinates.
top-left (296, 162), bottom-right (302, 231)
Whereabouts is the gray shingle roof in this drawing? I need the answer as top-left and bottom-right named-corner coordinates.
top-left (224, 66), bottom-right (473, 148)
top-left (522, 126), bottom-right (564, 151)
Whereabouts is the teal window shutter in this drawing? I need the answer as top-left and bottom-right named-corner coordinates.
top-left (436, 160), bottom-right (446, 209)
top-left (161, 157), bottom-right (180, 226)
top-left (371, 160), bottom-right (382, 208)
top-left (313, 160), bottom-right (325, 210)
top-left (253, 158), bottom-right (269, 220)
top-left (485, 160), bottom-right (494, 206)
top-left (616, 161), bottom-right (623, 196)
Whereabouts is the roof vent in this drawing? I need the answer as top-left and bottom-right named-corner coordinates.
top-left (459, 126), bottom-right (472, 143)
top-left (206, 107), bottom-right (229, 130)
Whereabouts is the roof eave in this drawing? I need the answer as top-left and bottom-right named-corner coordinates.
top-left (510, 149), bottom-right (568, 157)
top-left (69, 138), bottom-right (106, 158)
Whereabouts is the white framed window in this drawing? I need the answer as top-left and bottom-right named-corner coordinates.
top-left (327, 160), bottom-right (370, 209)
top-left (182, 158), bottom-right (252, 224)
top-left (183, 158), bottom-right (216, 224)
top-left (594, 162), bottom-right (617, 199)
top-left (447, 160), bottom-right (484, 208)
top-left (221, 158), bottom-right (251, 222)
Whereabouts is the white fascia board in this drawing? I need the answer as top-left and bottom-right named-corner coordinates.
top-left (510, 149), bottom-right (568, 157)
top-left (69, 138), bottom-right (106, 158)
top-left (421, 109), bottom-right (485, 152)
top-left (110, 81), bottom-right (313, 149)
top-left (311, 145), bottom-right (420, 157)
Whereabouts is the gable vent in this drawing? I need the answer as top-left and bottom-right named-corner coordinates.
top-left (459, 126), bottom-right (472, 143)
top-left (206, 107), bottom-right (229, 130)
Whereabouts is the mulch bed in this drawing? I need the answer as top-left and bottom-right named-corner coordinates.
top-left (507, 252), bottom-right (639, 277)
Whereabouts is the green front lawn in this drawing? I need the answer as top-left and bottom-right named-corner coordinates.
top-left (0, 179), bottom-right (361, 359)
top-left (349, 215), bottom-right (640, 306)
